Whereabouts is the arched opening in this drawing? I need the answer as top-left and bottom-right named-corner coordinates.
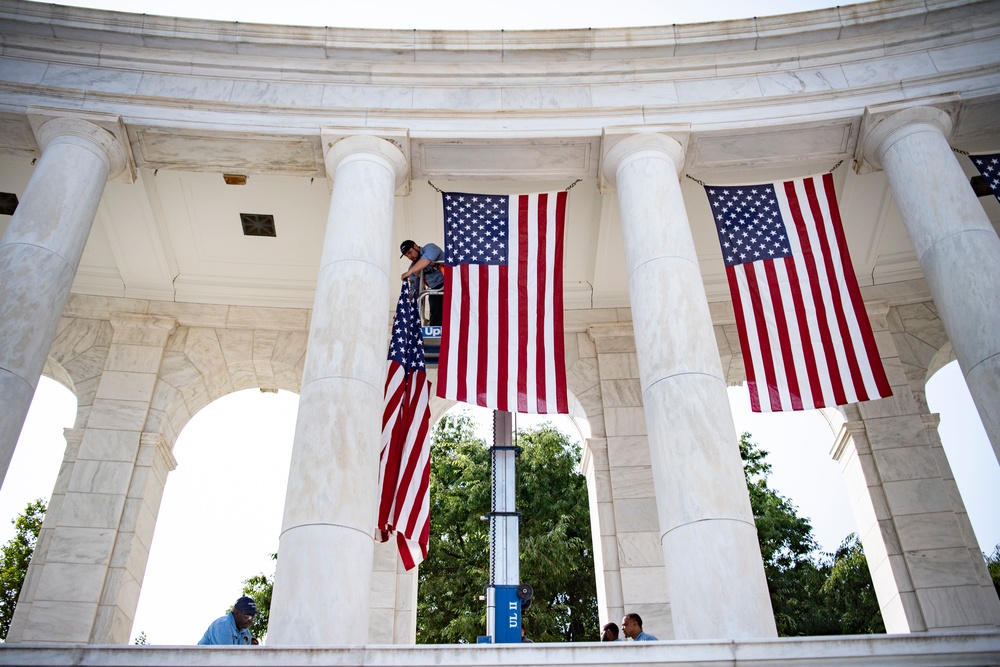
top-left (0, 376), bottom-right (76, 544)
top-left (927, 360), bottom-right (1000, 555)
top-left (726, 384), bottom-right (857, 553)
top-left (130, 388), bottom-right (298, 644)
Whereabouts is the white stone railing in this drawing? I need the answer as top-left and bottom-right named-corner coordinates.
top-left (1, 633), bottom-right (999, 666)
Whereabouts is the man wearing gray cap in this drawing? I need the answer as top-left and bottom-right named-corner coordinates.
top-left (197, 595), bottom-right (258, 645)
top-left (400, 239), bottom-right (445, 326)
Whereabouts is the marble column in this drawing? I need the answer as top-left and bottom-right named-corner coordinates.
top-left (602, 133), bottom-right (776, 639)
top-left (0, 116), bottom-right (128, 487)
top-left (268, 135), bottom-right (407, 646)
top-left (860, 105), bottom-right (1000, 464)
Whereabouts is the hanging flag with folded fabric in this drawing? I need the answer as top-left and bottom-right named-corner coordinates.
top-left (970, 152), bottom-right (1000, 204)
top-left (376, 280), bottom-right (431, 570)
top-left (436, 190), bottom-right (569, 414)
top-left (703, 172), bottom-right (892, 412)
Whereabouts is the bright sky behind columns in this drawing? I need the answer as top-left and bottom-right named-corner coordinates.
top-left (2, 0), bottom-right (998, 646)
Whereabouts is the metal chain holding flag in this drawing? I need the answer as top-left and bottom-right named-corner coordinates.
top-left (376, 281), bottom-right (432, 570)
top-left (702, 172), bottom-right (892, 412)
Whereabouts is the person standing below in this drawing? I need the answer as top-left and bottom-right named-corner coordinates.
top-left (198, 596), bottom-right (258, 645)
top-left (400, 239), bottom-right (445, 326)
top-left (621, 613), bottom-right (657, 641)
top-left (601, 621), bottom-right (620, 641)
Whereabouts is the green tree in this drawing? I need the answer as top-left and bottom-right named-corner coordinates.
top-left (821, 534), bottom-right (885, 634)
top-left (241, 553), bottom-right (276, 642)
top-left (739, 433), bottom-right (885, 636)
top-left (740, 433), bottom-right (832, 635)
top-left (0, 499), bottom-right (46, 641)
top-left (416, 414), bottom-right (597, 643)
top-left (133, 630), bottom-right (149, 645)
top-left (984, 545), bottom-right (999, 599)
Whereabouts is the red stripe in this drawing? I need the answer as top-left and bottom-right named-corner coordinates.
top-left (437, 265), bottom-right (453, 401)
top-left (534, 193), bottom-right (549, 413)
top-left (727, 266), bottom-right (760, 412)
top-left (496, 266), bottom-right (510, 412)
top-left (782, 257), bottom-right (824, 408)
top-left (784, 180), bottom-right (847, 406)
top-left (822, 173), bottom-right (891, 400)
top-left (476, 267), bottom-right (490, 407)
top-left (763, 260), bottom-right (803, 410)
top-left (516, 195), bottom-right (529, 413)
top-left (552, 191), bottom-right (568, 413)
top-left (456, 265), bottom-right (472, 405)
top-left (743, 261), bottom-right (782, 411)
top-left (804, 177), bottom-right (865, 402)
top-left (396, 377), bottom-right (428, 533)
top-left (378, 364), bottom-right (405, 528)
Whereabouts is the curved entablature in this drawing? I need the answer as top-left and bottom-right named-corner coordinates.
top-left (1, 0), bottom-right (999, 146)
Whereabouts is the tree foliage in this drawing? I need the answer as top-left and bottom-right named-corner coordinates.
top-left (985, 545), bottom-right (1000, 600)
top-left (241, 554), bottom-right (275, 642)
top-left (0, 499), bottom-right (46, 641)
top-left (416, 414), bottom-right (597, 643)
top-left (739, 432), bottom-right (884, 636)
top-left (821, 535), bottom-right (885, 634)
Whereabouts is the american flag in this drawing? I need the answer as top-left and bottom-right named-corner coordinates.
top-left (436, 191), bottom-right (569, 414)
top-left (704, 173), bottom-right (891, 412)
top-left (376, 281), bottom-right (431, 570)
top-left (971, 152), bottom-right (1000, 204)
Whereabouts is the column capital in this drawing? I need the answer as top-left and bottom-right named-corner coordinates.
top-left (920, 412), bottom-right (942, 431)
top-left (140, 432), bottom-right (178, 472)
top-left (855, 95), bottom-right (960, 174)
top-left (27, 109), bottom-right (134, 184)
top-left (321, 130), bottom-right (410, 194)
top-left (109, 312), bottom-right (178, 346)
top-left (600, 130), bottom-right (689, 192)
top-left (830, 419), bottom-right (867, 462)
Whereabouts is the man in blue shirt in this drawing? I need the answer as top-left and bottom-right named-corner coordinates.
top-left (198, 596), bottom-right (257, 645)
top-left (400, 239), bottom-right (445, 326)
top-left (622, 612), bottom-right (657, 641)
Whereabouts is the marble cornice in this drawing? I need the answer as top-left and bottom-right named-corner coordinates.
top-left (2, 0), bottom-right (995, 58)
top-left (2, 7), bottom-right (999, 82)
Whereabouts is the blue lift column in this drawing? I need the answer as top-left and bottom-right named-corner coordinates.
top-left (480, 410), bottom-right (521, 643)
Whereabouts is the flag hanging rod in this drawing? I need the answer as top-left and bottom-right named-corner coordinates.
top-left (427, 179), bottom-right (582, 193)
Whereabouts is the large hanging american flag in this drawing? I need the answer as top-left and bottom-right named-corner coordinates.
top-left (704, 172), bottom-right (891, 412)
top-left (436, 191), bottom-right (569, 414)
top-left (376, 281), bottom-right (431, 570)
top-left (971, 152), bottom-right (1000, 204)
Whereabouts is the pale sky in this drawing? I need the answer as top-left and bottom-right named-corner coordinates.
top-left (2, 0), bottom-right (997, 647)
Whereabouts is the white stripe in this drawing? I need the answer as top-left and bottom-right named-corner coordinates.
top-left (465, 268), bottom-right (482, 403)
top-left (504, 195), bottom-right (520, 411)
top-left (484, 265), bottom-right (500, 409)
top-left (541, 194), bottom-right (559, 412)
top-left (523, 195), bottom-right (539, 412)
top-left (733, 267), bottom-right (768, 411)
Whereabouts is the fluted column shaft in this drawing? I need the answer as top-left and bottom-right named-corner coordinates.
top-left (268, 135), bottom-right (407, 646)
top-left (602, 133), bottom-right (776, 639)
top-left (861, 106), bottom-right (1000, 464)
top-left (0, 117), bottom-right (127, 488)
